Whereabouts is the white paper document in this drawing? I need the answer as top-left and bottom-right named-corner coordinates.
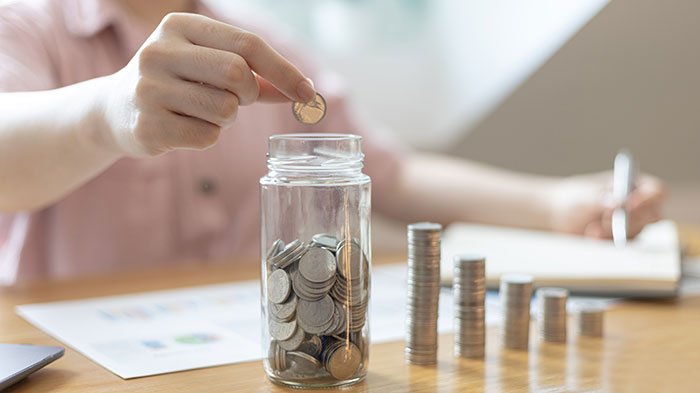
top-left (17, 280), bottom-right (263, 379)
top-left (441, 220), bottom-right (681, 296)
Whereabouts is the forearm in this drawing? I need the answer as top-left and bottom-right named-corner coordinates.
top-left (375, 153), bottom-right (559, 230)
top-left (0, 76), bottom-right (120, 212)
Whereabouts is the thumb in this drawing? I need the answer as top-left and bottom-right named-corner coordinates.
top-left (255, 74), bottom-right (294, 103)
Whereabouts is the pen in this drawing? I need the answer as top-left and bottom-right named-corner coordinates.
top-left (612, 150), bottom-right (636, 247)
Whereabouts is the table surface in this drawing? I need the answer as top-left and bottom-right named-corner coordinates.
top-left (2, 252), bottom-right (699, 393)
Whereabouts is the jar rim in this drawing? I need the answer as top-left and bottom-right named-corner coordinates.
top-left (269, 133), bottom-right (362, 142)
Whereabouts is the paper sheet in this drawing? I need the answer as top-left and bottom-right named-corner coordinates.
top-left (441, 220), bottom-right (680, 295)
top-left (17, 264), bottom-right (614, 379)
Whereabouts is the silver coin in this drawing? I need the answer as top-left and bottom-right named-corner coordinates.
top-left (291, 93), bottom-right (326, 125)
top-left (407, 222), bottom-right (442, 232)
top-left (268, 341), bottom-right (279, 371)
top-left (266, 239), bottom-right (284, 261)
top-left (269, 240), bottom-right (301, 265)
top-left (291, 277), bottom-right (326, 302)
top-left (269, 319), bottom-right (297, 341)
top-left (298, 335), bottom-right (323, 358)
top-left (279, 323), bottom-right (306, 351)
top-left (297, 295), bottom-right (334, 328)
top-left (270, 292), bottom-right (297, 321)
top-left (331, 301), bottom-right (347, 335)
top-left (311, 233), bottom-right (338, 250)
top-left (336, 240), bottom-right (363, 280)
top-left (274, 241), bottom-right (307, 270)
top-left (268, 340), bottom-right (288, 372)
top-left (287, 351), bottom-right (322, 374)
top-left (267, 269), bottom-right (291, 304)
top-left (276, 341), bottom-right (288, 371)
top-left (299, 247), bottom-right (336, 283)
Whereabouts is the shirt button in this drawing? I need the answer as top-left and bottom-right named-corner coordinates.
top-left (199, 178), bottom-right (216, 195)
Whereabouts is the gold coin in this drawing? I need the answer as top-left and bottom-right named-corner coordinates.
top-left (292, 93), bottom-right (326, 125)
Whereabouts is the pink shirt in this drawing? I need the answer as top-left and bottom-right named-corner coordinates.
top-left (0, 0), bottom-right (402, 285)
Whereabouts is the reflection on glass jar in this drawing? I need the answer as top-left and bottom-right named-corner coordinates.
top-left (260, 134), bottom-right (371, 388)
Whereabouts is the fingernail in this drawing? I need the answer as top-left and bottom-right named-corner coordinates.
top-left (297, 79), bottom-right (316, 103)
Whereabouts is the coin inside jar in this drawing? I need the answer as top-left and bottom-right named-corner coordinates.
top-left (310, 234), bottom-right (338, 251)
top-left (297, 296), bottom-right (334, 330)
top-left (292, 93), bottom-right (326, 125)
top-left (299, 248), bottom-right (336, 283)
top-left (266, 239), bottom-right (284, 261)
top-left (336, 240), bottom-right (362, 280)
top-left (279, 324), bottom-right (306, 351)
top-left (270, 293), bottom-right (297, 321)
top-left (267, 269), bottom-right (291, 304)
top-left (269, 319), bottom-right (297, 341)
top-left (287, 351), bottom-right (322, 373)
top-left (326, 342), bottom-right (362, 380)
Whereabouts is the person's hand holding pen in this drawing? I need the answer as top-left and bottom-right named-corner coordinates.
top-left (547, 155), bottom-right (666, 240)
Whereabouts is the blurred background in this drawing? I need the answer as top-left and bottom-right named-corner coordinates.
top-left (209, 0), bottom-right (699, 248)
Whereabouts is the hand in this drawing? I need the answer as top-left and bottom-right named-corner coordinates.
top-left (548, 171), bottom-right (666, 239)
top-left (99, 13), bottom-right (316, 157)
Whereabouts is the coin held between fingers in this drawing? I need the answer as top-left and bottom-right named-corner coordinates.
top-left (292, 93), bottom-right (326, 125)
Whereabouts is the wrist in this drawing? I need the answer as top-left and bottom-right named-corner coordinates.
top-left (66, 75), bottom-right (122, 160)
top-left (529, 176), bottom-right (562, 232)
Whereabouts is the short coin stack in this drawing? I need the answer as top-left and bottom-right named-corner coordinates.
top-left (536, 287), bottom-right (569, 343)
top-left (575, 301), bottom-right (605, 337)
top-left (405, 222), bottom-right (443, 365)
top-left (453, 254), bottom-right (486, 359)
top-left (500, 274), bottom-right (534, 350)
top-left (265, 234), bottom-right (368, 381)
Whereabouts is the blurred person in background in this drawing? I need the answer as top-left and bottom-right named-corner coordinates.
top-left (0, 0), bottom-right (665, 285)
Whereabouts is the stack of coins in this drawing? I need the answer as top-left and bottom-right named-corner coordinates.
top-left (265, 234), bottom-right (368, 381)
top-left (453, 254), bottom-right (486, 359)
top-left (500, 274), bottom-right (534, 350)
top-left (536, 287), bottom-right (569, 343)
top-left (575, 301), bottom-right (605, 337)
top-left (405, 222), bottom-right (442, 365)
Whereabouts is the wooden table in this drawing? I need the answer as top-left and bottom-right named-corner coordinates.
top-left (2, 257), bottom-right (699, 393)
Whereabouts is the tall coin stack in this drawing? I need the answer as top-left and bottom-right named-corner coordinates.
top-left (500, 274), bottom-right (534, 350)
top-left (453, 254), bottom-right (486, 359)
top-left (536, 287), bottom-right (569, 343)
top-left (405, 222), bottom-right (442, 365)
top-left (575, 302), bottom-right (604, 337)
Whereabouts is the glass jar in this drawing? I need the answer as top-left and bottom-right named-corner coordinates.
top-left (260, 134), bottom-right (371, 388)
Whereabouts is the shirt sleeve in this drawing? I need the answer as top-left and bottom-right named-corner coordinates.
top-left (0, 3), bottom-right (57, 92)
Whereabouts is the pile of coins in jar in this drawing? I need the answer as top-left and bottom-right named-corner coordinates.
top-left (265, 234), bottom-right (368, 382)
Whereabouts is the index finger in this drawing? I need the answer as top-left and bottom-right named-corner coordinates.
top-left (167, 13), bottom-right (316, 102)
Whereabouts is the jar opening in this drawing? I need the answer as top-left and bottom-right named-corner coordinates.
top-left (269, 133), bottom-right (362, 142)
top-left (267, 133), bottom-right (364, 174)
